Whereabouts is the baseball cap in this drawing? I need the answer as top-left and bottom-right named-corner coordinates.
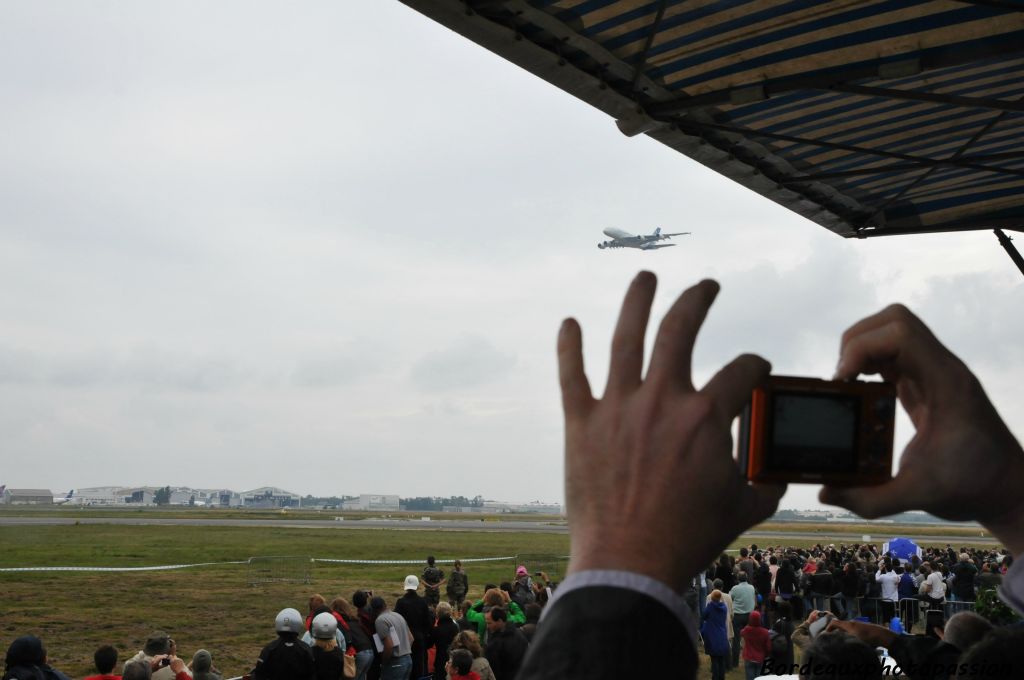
top-left (404, 575), bottom-right (419, 590)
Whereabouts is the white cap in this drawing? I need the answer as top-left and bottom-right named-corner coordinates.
top-left (404, 575), bottom-right (419, 590)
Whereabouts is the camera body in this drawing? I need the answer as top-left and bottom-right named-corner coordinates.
top-left (737, 376), bottom-right (896, 485)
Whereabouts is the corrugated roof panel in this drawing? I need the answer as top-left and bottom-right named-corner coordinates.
top-left (401, 0), bottom-right (1024, 237)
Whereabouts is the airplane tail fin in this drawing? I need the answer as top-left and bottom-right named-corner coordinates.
top-left (654, 227), bottom-right (661, 236)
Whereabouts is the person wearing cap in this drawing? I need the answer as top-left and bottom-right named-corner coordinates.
top-left (394, 575), bottom-right (431, 680)
top-left (123, 633), bottom-right (190, 680)
top-left (308, 612), bottom-right (345, 680)
top-left (371, 596), bottom-right (414, 680)
top-left (511, 566), bottom-right (535, 609)
top-left (251, 608), bottom-right (315, 680)
top-left (189, 650), bottom-right (221, 680)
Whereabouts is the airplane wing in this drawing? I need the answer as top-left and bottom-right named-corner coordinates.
top-left (659, 232), bottom-right (691, 238)
top-left (641, 243), bottom-right (676, 250)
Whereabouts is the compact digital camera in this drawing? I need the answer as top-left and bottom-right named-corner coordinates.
top-left (737, 376), bottom-right (897, 485)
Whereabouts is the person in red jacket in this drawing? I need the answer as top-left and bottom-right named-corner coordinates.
top-left (84, 645), bottom-right (120, 680)
top-left (740, 610), bottom-right (770, 680)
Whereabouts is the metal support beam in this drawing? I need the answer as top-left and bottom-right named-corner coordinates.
top-left (630, 0), bottom-right (670, 94)
top-left (672, 118), bottom-right (1024, 178)
top-left (826, 83), bottom-right (1024, 113)
top-left (994, 229), bottom-right (1024, 278)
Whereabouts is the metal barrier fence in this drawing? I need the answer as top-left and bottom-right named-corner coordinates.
top-left (246, 555), bottom-right (312, 586)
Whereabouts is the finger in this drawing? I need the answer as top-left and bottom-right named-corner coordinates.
top-left (835, 305), bottom-right (934, 380)
top-left (740, 481), bottom-right (787, 526)
top-left (605, 271), bottom-right (657, 396)
top-left (818, 473), bottom-right (918, 519)
top-left (558, 318), bottom-right (594, 420)
top-left (701, 353), bottom-right (771, 423)
top-left (647, 279), bottom-right (720, 391)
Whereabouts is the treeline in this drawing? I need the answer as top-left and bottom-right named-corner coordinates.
top-left (401, 495), bottom-right (485, 511)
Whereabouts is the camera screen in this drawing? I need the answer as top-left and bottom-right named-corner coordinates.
top-left (768, 392), bottom-right (859, 472)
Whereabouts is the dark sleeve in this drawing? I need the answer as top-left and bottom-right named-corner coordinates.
top-left (886, 634), bottom-right (940, 673)
top-left (517, 586), bottom-right (698, 680)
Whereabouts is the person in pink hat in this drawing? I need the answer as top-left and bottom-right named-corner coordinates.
top-left (512, 565), bottom-right (536, 608)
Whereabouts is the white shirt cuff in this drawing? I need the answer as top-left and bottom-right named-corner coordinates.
top-left (541, 569), bottom-right (697, 649)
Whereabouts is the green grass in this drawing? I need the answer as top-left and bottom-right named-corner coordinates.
top-left (0, 523), bottom-right (1002, 678)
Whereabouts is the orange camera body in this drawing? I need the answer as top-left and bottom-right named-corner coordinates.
top-left (737, 376), bottom-right (896, 486)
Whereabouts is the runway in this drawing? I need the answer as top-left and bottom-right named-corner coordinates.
top-left (0, 515), bottom-right (999, 544)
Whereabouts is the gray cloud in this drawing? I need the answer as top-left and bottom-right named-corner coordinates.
top-left (411, 334), bottom-right (516, 392)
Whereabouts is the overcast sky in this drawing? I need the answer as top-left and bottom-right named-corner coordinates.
top-left (2, 2), bottom-right (1021, 511)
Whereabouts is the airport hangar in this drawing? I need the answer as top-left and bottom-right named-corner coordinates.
top-left (399, 0), bottom-right (1024, 275)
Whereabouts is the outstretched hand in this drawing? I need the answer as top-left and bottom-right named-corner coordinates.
top-left (823, 304), bottom-right (1024, 554)
top-left (558, 273), bottom-right (786, 590)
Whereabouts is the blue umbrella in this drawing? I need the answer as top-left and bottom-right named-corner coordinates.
top-left (883, 537), bottom-right (922, 563)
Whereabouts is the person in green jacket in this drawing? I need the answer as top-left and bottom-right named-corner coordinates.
top-left (465, 588), bottom-right (525, 644)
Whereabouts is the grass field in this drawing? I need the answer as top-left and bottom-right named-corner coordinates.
top-left (0, 521), bottom-right (1002, 679)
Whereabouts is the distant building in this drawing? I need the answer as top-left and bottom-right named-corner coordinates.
top-left (342, 494), bottom-right (401, 512)
top-left (2, 489), bottom-right (53, 505)
top-left (241, 487), bottom-right (301, 508)
top-left (480, 500), bottom-right (564, 515)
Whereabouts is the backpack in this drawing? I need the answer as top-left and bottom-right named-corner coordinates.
top-left (513, 578), bottom-right (535, 606)
top-left (769, 618), bottom-right (789, 659)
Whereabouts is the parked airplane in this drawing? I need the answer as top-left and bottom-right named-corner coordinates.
top-left (53, 490), bottom-right (74, 505)
top-left (597, 227), bottom-right (690, 250)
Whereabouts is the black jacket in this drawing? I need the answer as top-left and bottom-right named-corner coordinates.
top-left (517, 586), bottom-right (697, 679)
top-left (395, 592), bottom-right (432, 638)
top-left (253, 637), bottom-right (315, 680)
top-left (485, 625), bottom-right (530, 680)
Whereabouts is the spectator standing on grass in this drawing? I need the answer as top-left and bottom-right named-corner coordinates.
top-left (2, 635), bottom-right (71, 680)
top-left (444, 650), bottom-right (479, 680)
top-left (252, 608), bottom-right (315, 680)
top-left (189, 650), bottom-right (220, 680)
top-left (447, 560), bottom-right (469, 609)
top-left (729, 573), bottom-right (756, 669)
top-left (84, 645), bottom-right (120, 680)
top-left (446, 632), bottom-right (494, 680)
top-left (707, 579), bottom-right (735, 665)
top-left (334, 598), bottom-right (375, 680)
top-left (372, 596), bottom-right (414, 680)
top-left (484, 607), bottom-right (529, 680)
top-left (394, 575), bottom-right (431, 680)
top-left (740, 610), bottom-right (770, 680)
top-left (124, 633), bottom-right (190, 680)
top-left (875, 562), bottom-right (899, 623)
top-left (700, 590), bottom-right (730, 680)
top-left (951, 553), bottom-right (978, 602)
top-left (310, 612), bottom-right (346, 680)
top-left (423, 556), bottom-right (446, 608)
top-left (430, 602), bottom-right (461, 680)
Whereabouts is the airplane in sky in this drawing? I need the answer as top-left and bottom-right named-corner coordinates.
top-left (597, 227), bottom-right (690, 250)
top-left (53, 490), bottom-right (74, 505)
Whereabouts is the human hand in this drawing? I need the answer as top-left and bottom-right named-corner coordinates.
top-left (558, 273), bottom-right (786, 589)
top-left (822, 304), bottom-right (1024, 554)
top-left (169, 657), bottom-right (187, 674)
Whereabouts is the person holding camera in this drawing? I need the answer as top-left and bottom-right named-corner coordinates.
top-left (513, 273), bottom-right (1024, 679)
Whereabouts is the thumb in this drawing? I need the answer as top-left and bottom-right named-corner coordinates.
top-left (742, 482), bottom-right (787, 524)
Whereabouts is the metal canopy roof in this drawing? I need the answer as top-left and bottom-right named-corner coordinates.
top-left (400, 0), bottom-right (1024, 244)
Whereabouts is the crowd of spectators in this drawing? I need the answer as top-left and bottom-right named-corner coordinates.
top-left (692, 541), bottom-right (1019, 679)
top-left (1, 561), bottom-right (555, 680)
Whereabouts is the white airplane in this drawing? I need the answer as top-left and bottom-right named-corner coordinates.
top-left (597, 227), bottom-right (690, 250)
top-left (53, 490), bottom-right (74, 505)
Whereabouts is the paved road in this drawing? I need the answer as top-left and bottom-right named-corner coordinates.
top-left (0, 515), bottom-right (999, 544)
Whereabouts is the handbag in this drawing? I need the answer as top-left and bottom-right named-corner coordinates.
top-left (342, 651), bottom-right (356, 679)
